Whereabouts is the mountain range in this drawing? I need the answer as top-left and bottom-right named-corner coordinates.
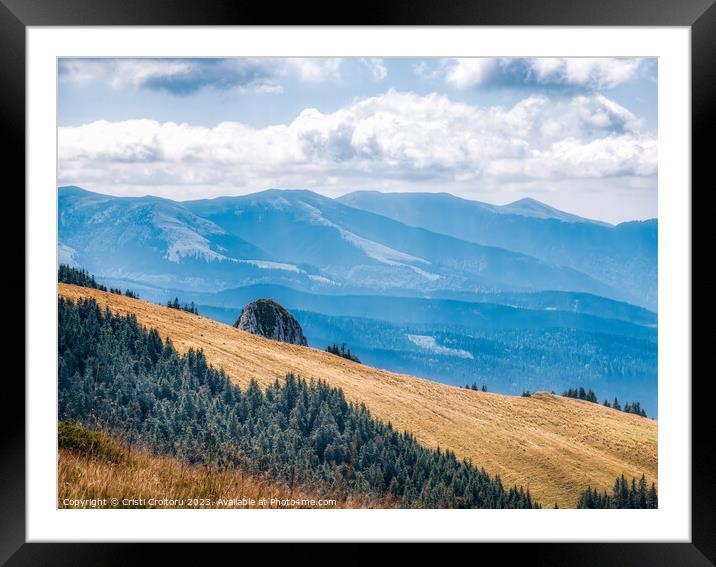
top-left (58, 185), bottom-right (658, 414)
top-left (338, 191), bottom-right (657, 310)
top-left (59, 186), bottom-right (656, 309)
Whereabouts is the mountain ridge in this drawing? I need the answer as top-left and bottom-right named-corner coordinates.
top-left (340, 190), bottom-right (617, 226)
top-left (336, 190), bottom-right (657, 310)
top-left (59, 185), bottom-right (629, 303)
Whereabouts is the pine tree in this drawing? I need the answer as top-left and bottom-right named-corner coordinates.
top-left (638, 474), bottom-right (648, 508)
top-left (58, 297), bottom-right (541, 510)
top-left (58, 264), bottom-right (108, 291)
top-left (647, 483), bottom-right (658, 508)
top-left (579, 474), bottom-right (656, 509)
top-left (325, 343), bottom-right (360, 363)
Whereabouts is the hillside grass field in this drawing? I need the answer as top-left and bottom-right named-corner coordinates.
top-left (59, 283), bottom-right (658, 508)
top-left (59, 425), bottom-right (387, 509)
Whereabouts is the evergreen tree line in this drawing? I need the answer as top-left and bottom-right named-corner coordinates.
top-left (325, 344), bottom-right (361, 364)
top-left (166, 297), bottom-right (199, 315)
top-left (464, 383), bottom-right (488, 392)
top-left (58, 297), bottom-right (540, 509)
top-left (58, 264), bottom-right (107, 291)
top-left (604, 399), bottom-right (647, 418)
top-left (563, 387), bottom-right (598, 403)
top-left (109, 287), bottom-right (139, 299)
top-left (577, 474), bottom-right (657, 509)
top-left (562, 387), bottom-right (647, 418)
top-left (59, 264), bottom-right (139, 299)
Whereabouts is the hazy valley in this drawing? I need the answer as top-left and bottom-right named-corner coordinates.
top-left (59, 185), bottom-right (658, 415)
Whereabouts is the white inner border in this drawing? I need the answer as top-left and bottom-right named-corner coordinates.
top-left (27, 26), bottom-right (691, 542)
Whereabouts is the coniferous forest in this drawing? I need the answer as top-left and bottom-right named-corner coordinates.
top-left (325, 343), bottom-right (361, 363)
top-left (55, 53), bottom-right (661, 521)
top-left (58, 297), bottom-right (541, 509)
top-left (577, 474), bottom-right (658, 509)
top-left (562, 387), bottom-right (648, 418)
top-left (166, 297), bottom-right (199, 315)
top-left (58, 264), bottom-right (107, 291)
top-left (59, 264), bottom-right (139, 299)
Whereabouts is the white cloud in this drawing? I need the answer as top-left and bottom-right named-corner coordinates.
top-left (488, 134), bottom-right (657, 179)
top-left (61, 59), bottom-right (205, 90)
top-left (444, 58), bottom-right (498, 88)
top-left (275, 58), bottom-right (343, 82)
top-left (58, 89), bottom-right (656, 203)
top-left (433, 57), bottom-right (646, 90)
top-left (234, 80), bottom-right (285, 94)
top-left (413, 61), bottom-right (438, 80)
top-left (59, 58), bottom-right (344, 94)
top-left (528, 58), bottom-right (644, 89)
top-left (360, 58), bottom-right (388, 82)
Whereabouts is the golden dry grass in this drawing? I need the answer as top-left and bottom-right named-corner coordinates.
top-left (59, 283), bottom-right (658, 508)
top-left (59, 446), bottom-right (387, 509)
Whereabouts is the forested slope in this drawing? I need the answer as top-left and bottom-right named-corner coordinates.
top-left (60, 297), bottom-right (538, 508)
top-left (58, 283), bottom-right (657, 507)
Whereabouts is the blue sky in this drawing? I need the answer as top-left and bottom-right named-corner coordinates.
top-left (58, 57), bottom-right (658, 223)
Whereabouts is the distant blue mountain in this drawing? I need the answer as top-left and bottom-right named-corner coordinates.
top-left (59, 186), bottom-right (622, 300)
top-left (498, 197), bottom-right (611, 226)
top-left (198, 302), bottom-right (657, 416)
top-left (189, 283), bottom-right (656, 333)
top-left (293, 310), bottom-right (657, 416)
top-left (59, 186), bottom-right (325, 291)
top-left (338, 191), bottom-right (657, 310)
top-left (185, 283), bottom-right (657, 415)
top-left (59, 185), bottom-right (658, 415)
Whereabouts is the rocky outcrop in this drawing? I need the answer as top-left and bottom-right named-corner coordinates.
top-left (234, 298), bottom-right (308, 346)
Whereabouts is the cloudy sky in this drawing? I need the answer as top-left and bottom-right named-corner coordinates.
top-left (58, 57), bottom-right (657, 224)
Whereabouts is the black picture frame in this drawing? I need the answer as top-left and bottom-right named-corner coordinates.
top-left (3, 0), bottom-right (713, 561)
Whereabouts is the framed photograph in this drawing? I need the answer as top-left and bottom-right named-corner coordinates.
top-left (5, 0), bottom-right (714, 560)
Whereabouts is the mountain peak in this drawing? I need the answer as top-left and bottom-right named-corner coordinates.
top-left (259, 188), bottom-right (322, 198)
top-left (58, 185), bottom-right (94, 196)
top-left (507, 197), bottom-right (544, 207)
top-left (500, 197), bottom-right (611, 226)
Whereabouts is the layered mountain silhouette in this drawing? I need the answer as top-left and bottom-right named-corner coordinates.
top-left (338, 191), bottom-right (657, 310)
top-left (58, 185), bottom-right (658, 414)
top-left (58, 186), bottom-right (655, 309)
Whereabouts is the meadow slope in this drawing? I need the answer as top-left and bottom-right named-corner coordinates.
top-left (59, 443), bottom-right (389, 509)
top-left (59, 283), bottom-right (658, 507)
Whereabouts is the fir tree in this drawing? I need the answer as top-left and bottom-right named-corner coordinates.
top-left (58, 264), bottom-right (107, 291)
top-left (166, 297), bottom-right (198, 315)
top-left (325, 344), bottom-right (361, 363)
top-left (58, 297), bottom-right (540, 510)
top-left (578, 474), bottom-right (656, 509)
top-left (647, 483), bottom-right (658, 508)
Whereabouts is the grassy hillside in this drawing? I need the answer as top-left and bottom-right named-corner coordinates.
top-left (58, 283), bottom-right (658, 508)
top-left (59, 424), bottom-right (385, 509)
